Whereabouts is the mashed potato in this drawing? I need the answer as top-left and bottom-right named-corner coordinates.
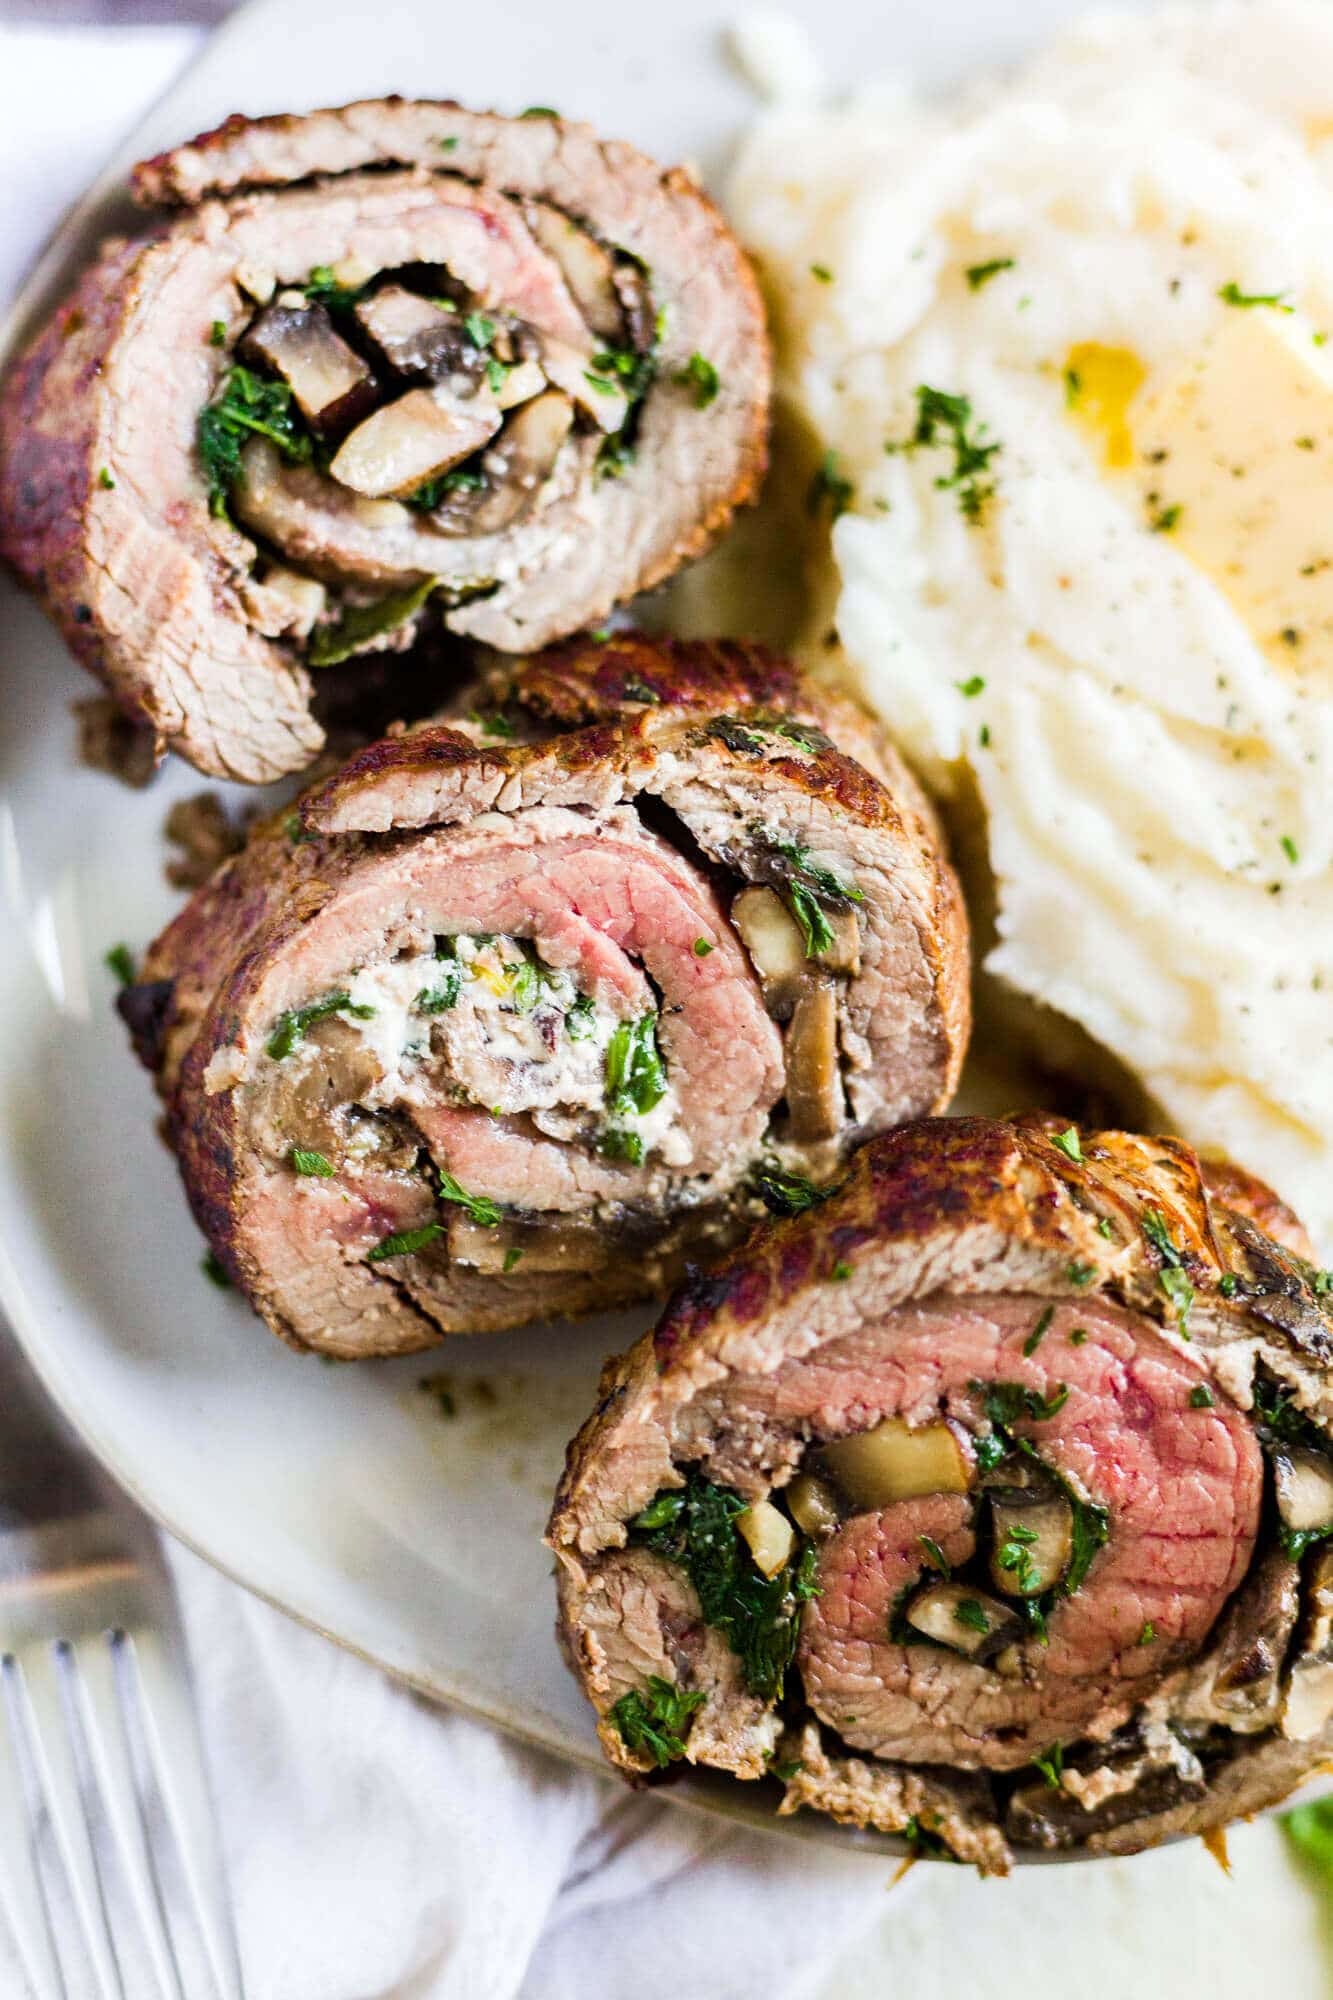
top-left (728, 2), bottom-right (1333, 1250)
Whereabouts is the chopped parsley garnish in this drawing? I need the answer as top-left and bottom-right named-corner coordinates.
top-left (693, 937), bottom-right (714, 957)
top-left (415, 962), bottom-right (462, 1013)
top-left (918, 1535), bottom-right (950, 1577)
top-left (620, 676), bottom-right (660, 704)
top-left (367, 1222), bottom-right (445, 1262)
top-left (1139, 1621), bottom-right (1156, 1645)
top-left (502, 1246), bottom-right (523, 1274)
top-left (887, 385), bottom-right (1001, 524)
top-left (1282, 835), bottom-right (1300, 864)
top-left (831, 1260), bottom-right (853, 1281)
top-left (769, 1758), bottom-right (804, 1782)
top-left (808, 448), bottom-right (855, 521)
top-left (1066, 1262), bottom-right (1097, 1287)
top-left (902, 1815), bottom-right (956, 1861)
top-left (565, 992), bottom-right (596, 1041)
top-left (209, 319), bottom-right (227, 347)
top-left (750, 1163), bottom-right (834, 1217)
top-left (810, 263), bottom-right (834, 284)
top-left (675, 352), bottom-right (720, 409)
top-left (996, 1524), bottom-right (1040, 1595)
top-left (954, 1598), bottom-right (990, 1634)
top-left (1189, 1383), bottom-right (1215, 1409)
top-left (201, 1249), bottom-right (231, 1289)
top-left (468, 709), bottom-right (516, 739)
top-left (599, 1127), bottom-right (645, 1166)
top-left (1149, 501), bottom-right (1182, 534)
top-left (289, 1147), bottom-right (335, 1177)
top-left (438, 1170), bottom-right (502, 1228)
top-left (266, 988), bottom-right (375, 1060)
top-left (1051, 1126), bottom-right (1083, 1164)
top-left (464, 312), bottom-right (496, 349)
top-left (1218, 282), bottom-right (1292, 312)
top-left (1024, 1305), bottom-right (1055, 1357)
top-left (788, 884), bottom-right (836, 958)
top-left (629, 1472), bottom-right (818, 1701)
top-left (98, 466), bottom-right (115, 490)
top-left (1142, 1207), bottom-right (1193, 1333)
top-left (198, 364), bottom-right (312, 516)
top-left (521, 105), bottom-right (559, 118)
top-left (605, 1015), bottom-right (667, 1120)
top-left (966, 257), bottom-right (1015, 290)
top-left (302, 265), bottom-right (366, 312)
top-left (1219, 1272), bottom-right (1239, 1298)
top-left (1070, 1327), bottom-right (1089, 1346)
top-left (105, 943), bottom-right (136, 986)
top-left (610, 1676), bottom-right (705, 1768)
top-left (1097, 1217), bottom-right (1114, 1240)
top-left (486, 356), bottom-right (509, 394)
top-left (955, 675), bottom-right (986, 698)
top-left (981, 1381), bottom-right (1070, 1427)
top-left (406, 467), bottom-right (486, 512)
top-left (1031, 1743), bottom-right (1064, 1789)
top-left (438, 135), bottom-right (459, 151)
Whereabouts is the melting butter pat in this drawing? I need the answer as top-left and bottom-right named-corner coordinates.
top-left (1065, 342), bottom-right (1146, 468)
top-left (1133, 310), bottom-right (1333, 681)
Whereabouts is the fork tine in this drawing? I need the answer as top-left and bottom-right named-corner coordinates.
top-left (126, 1628), bottom-right (245, 2000)
top-left (8, 1641), bottom-right (123, 2000)
top-left (72, 1634), bottom-right (184, 2000)
top-left (0, 1663), bottom-right (65, 1999)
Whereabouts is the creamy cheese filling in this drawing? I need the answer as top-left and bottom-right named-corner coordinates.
top-left (272, 933), bottom-right (690, 1170)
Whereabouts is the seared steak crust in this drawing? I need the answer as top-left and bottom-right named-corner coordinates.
top-left (549, 1114), bottom-right (1333, 1870)
top-left (121, 638), bottom-right (967, 1355)
top-left (0, 100), bottom-right (769, 782)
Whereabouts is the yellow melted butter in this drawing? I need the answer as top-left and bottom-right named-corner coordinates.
top-left (1064, 342), bottom-right (1146, 468)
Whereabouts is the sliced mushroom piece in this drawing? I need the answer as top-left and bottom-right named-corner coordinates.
top-left (329, 383), bottom-right (502, 500)
top-left (1283, 1547), bottom-right (1333, 1740)
top-left (493, 358), bottom-right (548, 412)
top-left (738, 1499), bottom-right (795, 1579)
top-left (784, 1473), bottom-right (842, 1540)
top-left (812, 905), bottom-right (861, 976)
top-left (785, 974), bottom-right (843, 1143)
top-left (353, 286), bottom-right (488, 387)
top-left (904, 1581), bottom-right (1023, 1661)
top-left (988, 1488), bottom-right (1074, 1598)
top-left (731, 887), bottom-right (806, 1019)
top-left (425, 391), bottom-right (573, 539)
top-left (447, 1212), bottom-right (605, 1274)
top-left (238, 301), bottom-right (377, 435)
top-left (539, 335), bottom-right (629, 432)
top-left (1274, 1447), bottom-right (1333, 1534)
top-left (524, 202), bottom-right (626, 343)
top-left (820, 1417), bottom-right (972, 1510)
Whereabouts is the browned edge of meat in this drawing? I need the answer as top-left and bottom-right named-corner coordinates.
top-left (547, 1113), bottom-right (1333, 1872)
top-left (0, 98), bottom-right (770, 784)
top-left (118, 636), bottom-right (969, 1356)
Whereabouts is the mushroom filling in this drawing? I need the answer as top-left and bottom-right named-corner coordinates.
top-left (254, 932), bottom-right (689, 1189)
top-left (198, 211), bottom-right (657, 663)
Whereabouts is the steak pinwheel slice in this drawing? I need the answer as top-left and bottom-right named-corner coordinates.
top-left (550, 1114), bottom-right (1333, 1873)
top-left (119, 637), bottom-right (967, 1354)
top-left (0, 99), bottom-right (768, 782)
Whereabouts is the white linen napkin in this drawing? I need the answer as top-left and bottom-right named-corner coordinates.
top-left (1, 22), bottom-right (1330, 2000)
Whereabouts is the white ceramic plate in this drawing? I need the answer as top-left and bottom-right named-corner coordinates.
top-left (0, 0), bottom-right (1170, 1859)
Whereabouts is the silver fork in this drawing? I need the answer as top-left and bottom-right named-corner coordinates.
top-left (0, 1333), bottom-right (244, 1998)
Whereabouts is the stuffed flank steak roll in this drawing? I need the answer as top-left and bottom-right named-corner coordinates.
top-left (0, 98), bottom-right (768, 783)
top-left (549, 1114), bottom-right (1333, 1872)
top-left (118, 636), bottom-right (967, 1355)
